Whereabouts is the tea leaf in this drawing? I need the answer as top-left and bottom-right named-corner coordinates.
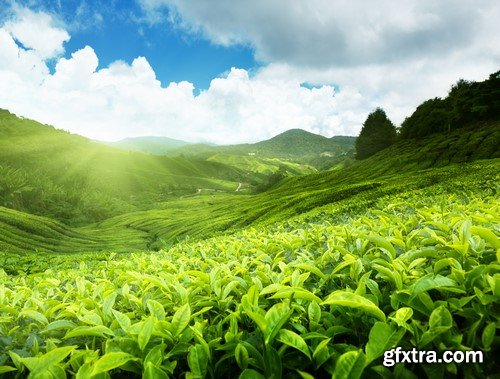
top-left (91, 352), bottom-right (139, 375)
top-left (171, 303), bottom-right (191, 338)
top-left (322, 291), bottom-right (386, 321)
top-left (188, 344), bottom-right (208, 378)
top-left (277, 329), bottom-right (311, 359)
top-left (332, 350), bottom-right (366, 379)
top-left (138, 316), bottom-right (155, 350)
top-left (365, 322), bottom-right (405, 364)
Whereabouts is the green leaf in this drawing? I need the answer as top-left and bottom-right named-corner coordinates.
top-left (308, 301), bottom-right (321, 325)
top-left (239, 369), bottom-right (266, 379)
top-left (269, 287), bottom-right (322, 303)
top-left (19, 346), bottom-right (76, 372)
top-left (372, 264), bottom-right (403, 290)
top-left (471, 226), bottom-right (500, 249)
top-left (235, 343), bottom-right (249, 370)
top-left (144, 344), bottom-right (165, 366)
top-left (64, 325), bottom-right (114, 339)
top-left (188, 344), bottom-right (208, 378)
top-left (322, 291), bottom-right (386, 321)
top-left (294, 263), bottom-right (326, 280)
top-left (365, 322), bottom-right (405, 364)
top-left (222, 281), bottom-right (240, 300)
top-left (42, 320), bottom-right (78, 333)
top-left (245, 285), bottom-right (260, 307)
top-left (419, 306), bottom-right (453, 347)
top-left (482, 322), bottom-right (496, 349)
top-left (366, 234), bottom-right (396, 258)
top-left (171, 303), bottom-right (191, 337)
top-left (296, 370), bottom-right (315, 379)
top-left (411, 274), bottom-right (459, 297)
top-left (264, 303), bottom-right (293, 345)
top-left (429, 306), bottom-right (452, 329)
top-left (0, 366), bottom-right (17, 374)
top-left (332, 350), bottom-right (366, 379)
top-left (18, 309), bottom-right (48, 325)
top-left (277, 329), bottom-right (311, 359)
top-left (32, 364), bottom-right (66, 379)
top-left (112, 309), bottom-right (131, 333)
top-left (433, 258), bottom-right (462, 274)
top-left (147, 299), bottom-right (166, 321)
top-left (138, 316), bottom-right (155, 350)
top-left (102, 292), bottom-right (117, 318)
top-left (245, 310), bottom-right (267, 334)
top-left (76, 363), bottom-right (93, 379)
top-left (143, 362), bottom-right (168, 379)
top-left (264, 346), bottom-right (282, 379)
top-left (394, 307), bottom-right (413, 323)
top-left (91, 352), bottom-right (138, 375)
top-left (313, 338), bottom-right (331, 359)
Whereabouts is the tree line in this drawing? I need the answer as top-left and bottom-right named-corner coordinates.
top-left (356, 70), bottom-right (499, 159)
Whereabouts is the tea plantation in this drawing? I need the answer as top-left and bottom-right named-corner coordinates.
top-left (0, 167), bottom-right (498, 378)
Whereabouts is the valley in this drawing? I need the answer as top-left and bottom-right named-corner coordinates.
top-left (0, 72), bottom-right (498, 378)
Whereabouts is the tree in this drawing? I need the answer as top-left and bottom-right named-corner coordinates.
top-left (355, 108), bottom-right (397, 160)
top-left (399, 98), bottom-right (450, 139)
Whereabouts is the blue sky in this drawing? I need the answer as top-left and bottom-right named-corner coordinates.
top-left (3, 0), bottom-right (258, 90)
top-left (0, 0), bottom-right (498, 143)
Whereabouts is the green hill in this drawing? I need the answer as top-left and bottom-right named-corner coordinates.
top-left (0, 206), bottom-right (148, 254)
top-left (0, 119), bottom-right (497, 253)
top-left (0, 109), bottom-right (255, 225)
top-left (0, 73), bottom-right (498, 379)
top-left (168, 129), bottom-right (356, 168)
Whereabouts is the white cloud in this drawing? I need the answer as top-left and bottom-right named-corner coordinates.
top-left (3, 6), bottom-right (69, 60)
top-left (0, 10), bottom-right (349, 143)
top-left (0, 3), bottom-right (498, 144)
top-left (137, 0), bottom-right (500, 67)
top-left (134, 0), bottom-right (500, 132)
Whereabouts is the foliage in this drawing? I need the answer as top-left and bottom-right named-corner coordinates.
top-left (1, 155), bottom-right (498, 254)
top-left (0, 181), bottom-right (498, 378)
top-left (400, 71), bottom-right (500, 139)
top-left (355, 108), bottom-right (397, 160)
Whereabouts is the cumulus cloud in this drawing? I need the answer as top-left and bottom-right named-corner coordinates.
top-left (134, 0), bottom-right (499, 133)
top-left (0, 8), bottom-right (350, 143)
top-left (137, 0), bottom-right (500, 67)
top-left (2, 5), bottom-right (69, 60)
top-left (0, 3), bottom-right (498, 144)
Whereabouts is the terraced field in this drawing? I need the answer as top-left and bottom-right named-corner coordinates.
top-left (0, 176), bottom-right (498, 378)
top-left (1, 159), bottom-right (498, 254)
top-left (0, 109), bottom-right (498, 378)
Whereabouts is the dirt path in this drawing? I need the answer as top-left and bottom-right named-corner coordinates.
top-left (235, 182), bottom-right (242, 192)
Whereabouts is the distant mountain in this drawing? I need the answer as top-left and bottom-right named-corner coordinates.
top-left (168, 129), bottom-right (356, 168)
top-left (0, 109), bottom-right (254, 225)
top-left (104, 136), bottom-right (191, 154)
top-left (250, 129), bottom-right (355, 157)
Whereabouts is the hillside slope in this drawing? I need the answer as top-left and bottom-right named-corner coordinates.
top-left (0, 109), bottom-right (255, 225)
top-left (1, 122), bottom-right (497, 253)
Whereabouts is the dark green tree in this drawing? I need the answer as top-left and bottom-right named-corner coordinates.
top-left (399, 98), bottom-right (450, 139)
top-left (355, 108), bottom-right (397, 160)
top-left (400, 71), bottom-right (500, 140)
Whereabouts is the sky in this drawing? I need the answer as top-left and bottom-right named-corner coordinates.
top-left (0, 0), bottom-right (499, 144)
